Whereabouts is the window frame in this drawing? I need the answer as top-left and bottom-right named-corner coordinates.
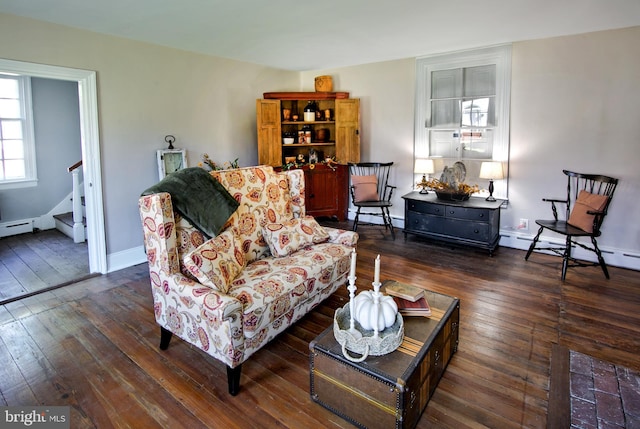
top-left (0, 74), bottom-right (37, 189)
top-left (414, 45), bottom-right (511, 199)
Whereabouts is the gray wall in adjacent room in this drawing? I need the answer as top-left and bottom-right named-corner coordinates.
top-left (0, 77), bottom-right (82, 222)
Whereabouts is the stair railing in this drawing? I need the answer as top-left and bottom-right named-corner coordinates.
top-left (68, 160), bottom-right (86, 243)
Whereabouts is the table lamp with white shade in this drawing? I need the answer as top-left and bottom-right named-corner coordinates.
top-left (479, 161), bottom-right (504, 201)
top-left (414, 158), bottom-right (435, 194)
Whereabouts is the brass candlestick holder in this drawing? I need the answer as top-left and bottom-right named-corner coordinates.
top-left (417, 174), bottom-right (430, 194)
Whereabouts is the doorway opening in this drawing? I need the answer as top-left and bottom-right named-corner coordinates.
top-left (0, 58), bottom-right (106, 304)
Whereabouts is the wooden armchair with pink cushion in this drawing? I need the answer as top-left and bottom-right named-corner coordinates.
top-left (348, 162), bottom-right (396, 239)
top-left (139, 165), bottom-right (358, 395)
top-left (525, 169), bottom-right (618, 281)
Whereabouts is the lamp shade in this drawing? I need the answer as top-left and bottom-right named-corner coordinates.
top-left (479, 161), bottom-right (504, 180)
top-left (414, 158), bottom-right (434, 174)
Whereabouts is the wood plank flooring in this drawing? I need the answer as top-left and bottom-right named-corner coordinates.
top-left (0, 229), bottom-right (90, 304)
top-left (1, 222), bottom-right (639, 428)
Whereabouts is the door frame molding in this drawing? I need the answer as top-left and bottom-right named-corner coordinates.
top-left (0, 58), bottom-right (107, 274)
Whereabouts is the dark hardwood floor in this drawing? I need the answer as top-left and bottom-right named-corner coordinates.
top-left (0, 229), bottom-right (90, 304)
top-left (1, 222), bottom-right (638, 428)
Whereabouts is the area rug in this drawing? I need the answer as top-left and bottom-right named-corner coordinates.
top-left (548, 344), bottom-right (640, 428)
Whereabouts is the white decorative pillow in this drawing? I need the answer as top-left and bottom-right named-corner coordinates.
top-left (262, 216), bottom-right (330, 257)
top-left (182, 228), bottom-right (246, 293)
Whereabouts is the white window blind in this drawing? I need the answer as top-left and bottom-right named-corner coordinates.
top-left (414, 45), bottom-right (511, 198)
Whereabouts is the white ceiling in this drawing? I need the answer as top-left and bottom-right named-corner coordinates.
top-left (1, 0), bottom-right (639, 71)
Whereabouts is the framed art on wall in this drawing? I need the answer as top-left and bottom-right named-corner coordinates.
top-left (157, 149), bottom-right (187, 180)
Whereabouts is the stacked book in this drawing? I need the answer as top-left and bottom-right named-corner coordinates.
top-left (384, 282), bottom-right (431, 317)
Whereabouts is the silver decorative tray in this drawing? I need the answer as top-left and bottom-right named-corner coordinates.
top-left (333, 304), bottom-right (404, 362)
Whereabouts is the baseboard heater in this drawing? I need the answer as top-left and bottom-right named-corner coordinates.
top-left (0, 220), bottom-right (35, 237)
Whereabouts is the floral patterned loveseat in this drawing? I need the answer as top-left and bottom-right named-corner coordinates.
top-left (138, 165), bottom-right (358, 395)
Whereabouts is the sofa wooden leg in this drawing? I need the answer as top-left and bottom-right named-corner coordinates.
top-left (227, 365), bottom-right (242, 396)
top-left (159, 327), bottom-right (173, 350)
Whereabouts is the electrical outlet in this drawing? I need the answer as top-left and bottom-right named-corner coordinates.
top-left (518, 218), bottom-right (529, 230)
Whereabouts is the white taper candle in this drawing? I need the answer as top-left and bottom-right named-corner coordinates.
top-left (349, 248), bottom-right (357, 279)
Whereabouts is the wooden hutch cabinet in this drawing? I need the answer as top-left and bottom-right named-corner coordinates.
top-left (256, 92), bottom-right (360, 220)
top-left (302, 163), bottom-right (349, 221)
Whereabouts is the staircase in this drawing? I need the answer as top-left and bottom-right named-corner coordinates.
top-left (54, 160), bottom-right (86, 243)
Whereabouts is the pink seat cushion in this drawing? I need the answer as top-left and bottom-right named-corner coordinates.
top-left (567, 190), bottom-right (609, 233)
top-left (352, 175), bottom-right (379, 202)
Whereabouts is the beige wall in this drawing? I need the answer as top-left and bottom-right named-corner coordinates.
top-left (0, 13), bottom-right (298, 259)
top-left (508, 27), bottom-right (640, 256)
top-left (304, 26), bottom-right (640, 268)
top-left (302, 59), bottom-right (418, 219)
top-left (2, 12), bottom-right (638, 270)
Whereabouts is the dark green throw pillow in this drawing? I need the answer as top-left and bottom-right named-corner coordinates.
top-left (142, 167), bottom-right (239, 238)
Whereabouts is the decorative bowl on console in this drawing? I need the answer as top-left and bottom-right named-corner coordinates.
top-left (420, 161), bottom-right (479, 201)
top-left (435, 191), bottom-right (472, 201)
top-left (421, 179), bottom-right (479, 201)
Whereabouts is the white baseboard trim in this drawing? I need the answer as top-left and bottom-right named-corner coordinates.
top-left (107, 245), bottom-right (147, 273)
top-left (36, 214), bottom-right (57, 231)
top-left (0, 219), bottom-right (35, 237)
top-left (498, 231), bottom-right (640, 272)
top-left (348, 211), bottom-right (403, 229)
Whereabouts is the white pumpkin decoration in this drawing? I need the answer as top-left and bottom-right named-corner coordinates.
top-left (353, 291), bottom-right (398, 332)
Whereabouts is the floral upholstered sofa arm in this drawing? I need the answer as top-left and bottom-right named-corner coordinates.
top-left (139, 193), bottom-right (245, 358)
top-left (151, 272), bottom-right (244, 326)
top-left (150, 271), bottom-right (246, 364)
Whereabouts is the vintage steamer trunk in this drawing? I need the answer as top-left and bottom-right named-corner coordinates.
top-left (310, 285), bottom-right (459, 429)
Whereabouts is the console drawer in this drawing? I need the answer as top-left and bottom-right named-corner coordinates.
top-left (406, 199), bottom-right (445, 216)
top-left (443, 206), bottom-right (492, 221)
top-left (406, 212), bottom-right (445, 233)
top-left (444, 219), bottom-right (491, 241)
